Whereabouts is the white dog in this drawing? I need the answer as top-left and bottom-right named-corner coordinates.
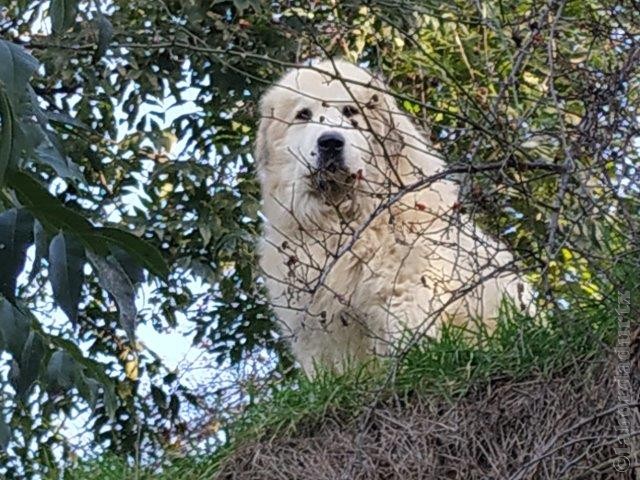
top-left (256, 60), bottom-right (530, 376)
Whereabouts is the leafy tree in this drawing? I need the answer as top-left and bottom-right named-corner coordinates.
top-left (0, 0), bottom-right (637, 476)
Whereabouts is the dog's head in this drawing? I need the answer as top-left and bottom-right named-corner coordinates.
top-left (255, 60), bottom-right (406, 209)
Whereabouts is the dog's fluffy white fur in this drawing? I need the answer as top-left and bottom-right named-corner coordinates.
top-left (256, 60), bottom-right (530, 375)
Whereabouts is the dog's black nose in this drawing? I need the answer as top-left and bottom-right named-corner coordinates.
top-left (317, 132), bottom-right (345, 171)
top-left (317, 132), bottom-right (345, 155)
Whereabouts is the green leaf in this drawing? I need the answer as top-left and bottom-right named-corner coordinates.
top-left (45, 350), bottom-right (76, 390)
top-left (95, 11), bottom-right (114, 60)
top-left (14, 331), bottom-right (45, 399)
top-left (150, 385), bottom-right (167, 409)
top-left (28, 220), bottom-right (49, 282)
top-left (87, 250), bottom-right (138, 340)
top-left (102, 382), bottom-right (118, 420)
top-left (0, 299), bottom-right (30, 358)
top-left (0, 40), bottom-right (39, 98)
top-left (0, 208), bottom-right (34, 301)
top-left (50, 0), bottom-right (79, 35)
top-left (33, 141), bottom-right (85, 184)
top-left (0, 90), bottom-right (17, 186)
top-left (88, 227), bottom-right (169, 279)
top-left (48, 232), bottom-right (86, 324)
top-left (8, 171), bottom-right (95, 236)
top-left (46, 350), bottom-right (100, 409)
top-left (0, 417), bottom-right (9, 451)
top-left (110, 246), bottom-right (145, 284)
top-left (47, 335), bottom-right (117, 419)
top-left (230, 0), bottom-right (261, 13)
top-left (78, 376), bottom-right (102, 410)
top-left (18, 114), bottom-right (47, 167)
top-left (46, 111), bottom-right (90, 131)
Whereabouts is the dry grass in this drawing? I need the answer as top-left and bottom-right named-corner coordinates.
top-left (215, 349), bottom-right (640, 480)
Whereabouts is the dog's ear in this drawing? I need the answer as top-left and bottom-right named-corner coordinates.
top-left (255, 84), bottom-right (296, 175)
top-left (372, 82), bottom-right (445, 180)
top-left (357, 74), bottom-right (410, 158)
top-left (376, 89), bottom-right (408, 150)
top-left (254, 87), bottom-right (276, 173)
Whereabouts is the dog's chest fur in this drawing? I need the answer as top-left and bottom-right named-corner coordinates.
top-left (259, 202), bottom-right (458, 369)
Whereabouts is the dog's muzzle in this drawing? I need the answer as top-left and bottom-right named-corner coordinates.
top-left (311, 131), bottom-right (355, 199)
top-left (317, 132), bottom-right (345, 172)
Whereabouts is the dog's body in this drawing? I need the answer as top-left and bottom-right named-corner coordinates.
top-left (256, 60), bottom-right (530, 375)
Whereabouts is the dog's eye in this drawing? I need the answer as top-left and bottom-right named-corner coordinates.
top-left (342, 105), bottom-right (359, 118)
top-left (295, 108), bottom-right (312, 121)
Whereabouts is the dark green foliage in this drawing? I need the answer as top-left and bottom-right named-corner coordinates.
top-left (0, 299), bottom-right (30, 359)
top-left (48, 232), bottom-right (86, 324)
top-left (49, 0), bottom-right (79, 35)
top-left (0, 209), bottom-right (34, 301)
